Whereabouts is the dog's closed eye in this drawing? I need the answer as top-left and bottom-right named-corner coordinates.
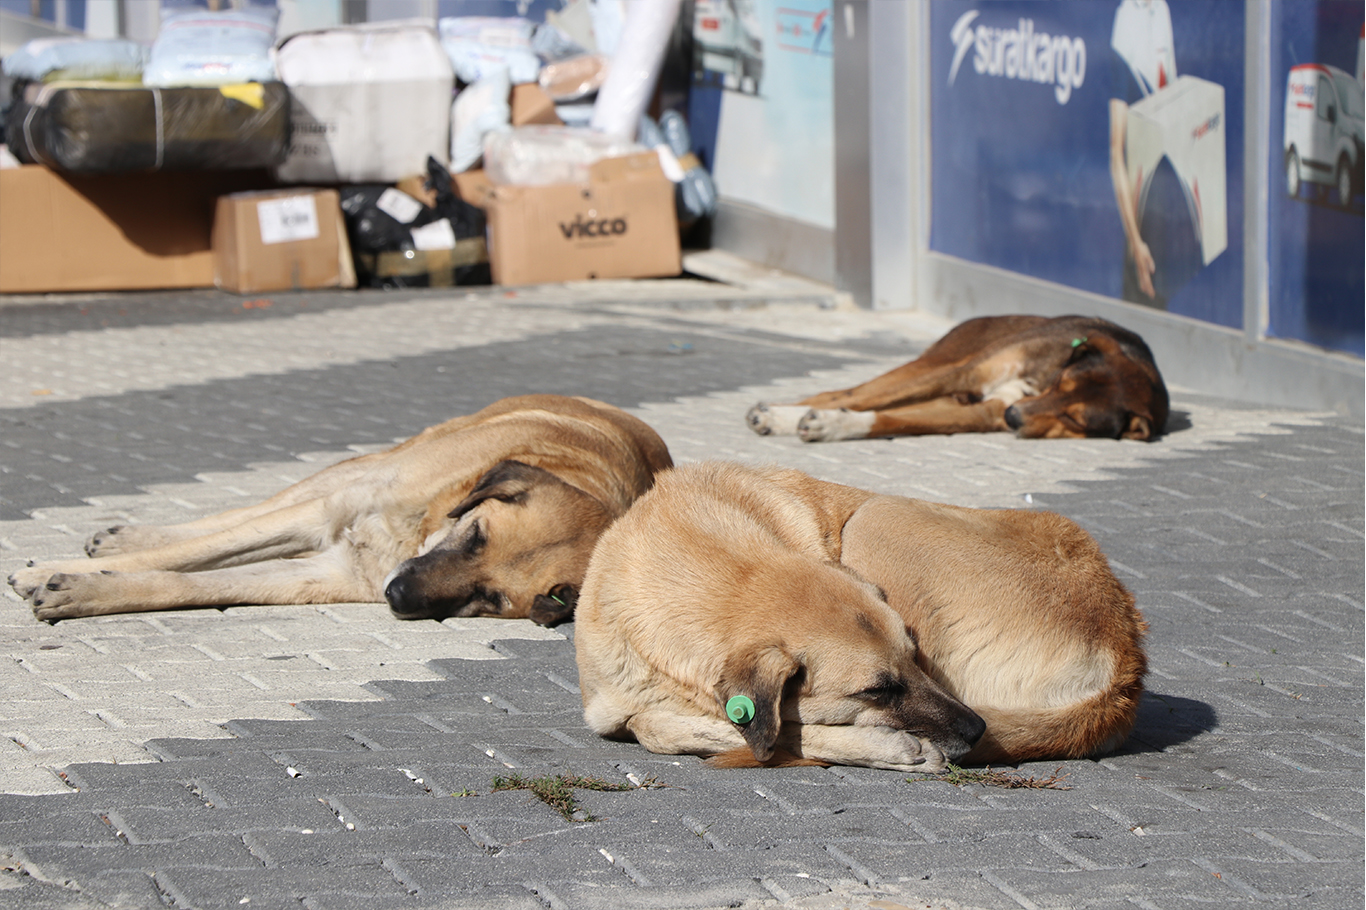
top-left (855, 676), bottom-right (907, 704)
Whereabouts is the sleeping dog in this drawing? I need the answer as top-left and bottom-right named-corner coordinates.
top-left (748, 314), bottom-right (1169, 442)
top-left (575, 462), bottom-right (1147, 771)
top-left (11, 395), bottom-right (671, 625)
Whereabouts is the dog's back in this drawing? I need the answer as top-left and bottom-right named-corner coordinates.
top-left (840, 496), bottom-right (1147, 761)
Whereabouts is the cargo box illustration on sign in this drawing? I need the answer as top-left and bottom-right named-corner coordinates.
top-left (1124, 75), bottom-right (1228, 300)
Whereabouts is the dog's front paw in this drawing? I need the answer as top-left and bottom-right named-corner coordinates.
top-left (746, 404), bottom-right (810, 437)
top-left (86, 524), bottom-right (167, 557)
top-left (8, 565), bottom-right (51, 601)
top-left (86, 526), bottom-right (128, 557)
top-left (864, 726), bottom-right (948, 773)
top-left (796, 408), bottom-right (876, 442)
top-left (30, 572), bottom-right (104, 621)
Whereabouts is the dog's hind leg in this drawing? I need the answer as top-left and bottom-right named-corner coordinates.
top-left (623, 711), bottom-right (949, 772)
top-left (797, 399), bottom-right (1008, 441)
top-left (12, 497), bottom-right (333, 600)
top-left (28, 548), bottom-right (376, 621)
top-left (87, 452), bottom-right (388, 557)
top-left (624, 710), bottom-right (749, 757)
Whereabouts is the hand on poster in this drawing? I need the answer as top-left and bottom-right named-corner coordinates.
top-left (1108, 98), bottom-right (1157, 299)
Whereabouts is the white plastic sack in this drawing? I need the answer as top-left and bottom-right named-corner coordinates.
top-left (450, 66), bottom-right (512, 173)
top-left (2, 37), bottom-right (145, 82)
top-left (274, 21), bottom-right (454, 184)
top-left (590, 0), bottom-right (681, 139)
top-left (438, 16), bottom-right (541, 85)
top-left (483, 124), bottom-right (643, 185)
top-left (143, 6), bottom-right (278, 87)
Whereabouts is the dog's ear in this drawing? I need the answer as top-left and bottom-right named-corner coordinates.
top-left (448, 461), bottom-right (554, 519)
top-left (718, 647), bottom-right (800, 763)
top-left (529, 584), bottom-right (577, 626)
top-left (1122, 414), bottom-right (1152, 441)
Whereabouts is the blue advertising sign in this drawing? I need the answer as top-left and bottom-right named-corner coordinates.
top-left (1267, 0), bottom-right (1363, 357)
top-left (930, 1), bottom-right (1245, 329)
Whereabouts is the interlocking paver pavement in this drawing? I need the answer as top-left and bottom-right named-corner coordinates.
top-left (0, 282), bottom-right (1361, 909)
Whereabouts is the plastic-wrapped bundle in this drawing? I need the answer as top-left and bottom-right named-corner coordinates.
top-left (2, 37), bottom-right (146, 83)
top-left (6, 81), bottom-right (291, 173)
top-left (638, 111), bottom-right (717, 228)
top-left (340, 156), bottom-right (489, 288)
top-left (143, 6), bottom-right (278, 87)
top-left (483, 125), bottom-right (643, 186)
top-left (438, 16), bottom-right (541, 85)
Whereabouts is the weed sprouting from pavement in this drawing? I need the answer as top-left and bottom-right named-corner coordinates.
top-left (908, 763), bottom-right (1072, 790)
top-left (491, 773), bottom-right (663, 821)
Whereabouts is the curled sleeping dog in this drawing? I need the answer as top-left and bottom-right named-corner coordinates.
top-left (575, 462), bottom-right (1147, 771)
top-left (11, 395), bottom-right (672, 625)
top-left (748, 314), bottom-right (1169, 442)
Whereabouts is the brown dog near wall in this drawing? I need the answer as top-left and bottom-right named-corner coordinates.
top-left (11, 395), bottom-right (671, 625)
top-left (575, 461), bottom-right (1147, 772)
top-left (746, 314), bottom-right (1168, 442)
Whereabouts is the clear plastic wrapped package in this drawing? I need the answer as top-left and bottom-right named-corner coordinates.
top-left (438, 16), bottom-right (541, 85)
top-left (143, 6), bottom-right (278, 87)
top-left (2, 37), bottom-right (146, 83)
top-left (482, 125), bottom-right (643, 186)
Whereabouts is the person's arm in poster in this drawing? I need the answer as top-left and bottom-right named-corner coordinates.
top-left (1109, 98), bottom-right (1156, 299)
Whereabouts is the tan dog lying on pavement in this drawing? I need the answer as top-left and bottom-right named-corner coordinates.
top-left (576, 462), bottom-right (1146, 771)
top-left (747, 314), bottom-right (1169, 442)
top-left (11, 395), bottom-right (672, 625)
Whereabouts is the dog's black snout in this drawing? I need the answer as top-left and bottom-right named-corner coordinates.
top-left (957, 709), bottom-right (988, 748)
top-left (1003, 405), bottom-right (1023, 430)
top-left (384, 574), bottom-right (421, 618)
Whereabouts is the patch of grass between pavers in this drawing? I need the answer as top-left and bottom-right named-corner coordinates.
top-left (490, 773), bottom-right (664, 822)
top-left (907, 763), bottom-right (1072, 790)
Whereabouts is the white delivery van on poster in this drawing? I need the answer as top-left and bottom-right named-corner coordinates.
top-left (274, 21), bottom-right (454, 184)
top-left (1283, 63), bottom-right (1364, 208)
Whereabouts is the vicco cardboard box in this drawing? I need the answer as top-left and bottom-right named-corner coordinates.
top-left (1125, 75), bottom-right (1228, 271)
top-left (0, 165), bottom-right (269, 293)
top-left (212, 188), bottom-right (356, 293)
top-left (484, 152), bottom-right (680, 285)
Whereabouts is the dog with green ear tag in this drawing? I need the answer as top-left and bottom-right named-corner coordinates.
top-left (575, 461), bottom-right (1146, 771)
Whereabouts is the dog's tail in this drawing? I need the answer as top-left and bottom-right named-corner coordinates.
top-left (963, 656), bottom-right (1147, 764)
top-left (704, 747), bottom-right (828, 769)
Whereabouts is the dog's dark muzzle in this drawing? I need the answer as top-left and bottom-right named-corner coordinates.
top-left (384, 551), bottom-right (495, 621)
top-left (1003, 404), bottom-right (1024, 431)
top-left (384, 572), bottom-right (433, 620)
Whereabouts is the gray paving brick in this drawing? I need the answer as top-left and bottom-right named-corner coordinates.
top-left (1, 286), bottom-right (1361, 909)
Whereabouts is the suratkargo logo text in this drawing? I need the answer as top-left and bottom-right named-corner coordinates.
top-left (949, 10), bottom-right (1087, 105)
top-left (559, 213), bottom-right (628, 240)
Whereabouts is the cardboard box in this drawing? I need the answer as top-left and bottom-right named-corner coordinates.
top-left (0, 164), bottom-right (268, 293)
top-left (484, 152), bottom-right (680, 285)
top-left (510, 83), bottom-right (562, 127)
top-left (212, 188), bottom-right (356, 293)
top-left (1126, 75), bottom-right (1228, 267)
top-left (274, 23), bottom-right (455, 184)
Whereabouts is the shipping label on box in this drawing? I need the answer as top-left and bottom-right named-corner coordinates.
top-left (484, 152), bottom-right (680, 285)
top-left (212, 188), bottom-right (356, 293)
top-left (1126, 74), bottom-right (1228, 268)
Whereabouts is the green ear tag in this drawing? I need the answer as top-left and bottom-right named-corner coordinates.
top-left (1071, 337), bottom-right (1087, 348)
top-left (726, 695), bottom-right (756, 725)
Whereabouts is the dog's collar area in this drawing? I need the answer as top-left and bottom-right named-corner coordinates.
top-left (1071, 337), bottom-right (1087, 348)
top-left (726, 695), bottom-right (756, 724)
